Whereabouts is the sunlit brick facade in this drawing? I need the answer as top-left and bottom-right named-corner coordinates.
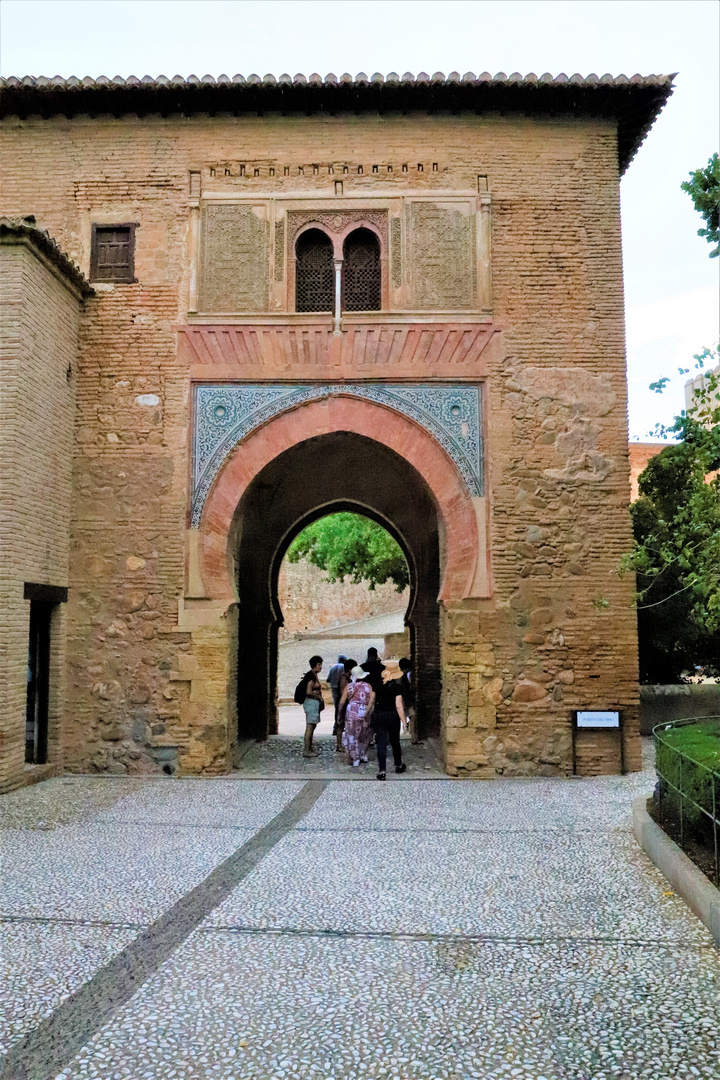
top-left (0, 71), bottom-right (674, 789)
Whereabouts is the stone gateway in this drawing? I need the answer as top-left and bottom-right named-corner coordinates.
top-left (0, 71), bottom-right (675, 790)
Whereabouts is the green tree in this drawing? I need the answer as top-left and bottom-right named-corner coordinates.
top-left (681, 152), bottom-right (720, 257)
top-left (287, 512), bottom-right (409, 591)
top-left (624, 349), bottom-right (720, 682)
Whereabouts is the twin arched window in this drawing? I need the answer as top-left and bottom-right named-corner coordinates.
top-left (295, 229), bottom-right (334, 312)
top-left (295, 227), bottom-right (381, 313)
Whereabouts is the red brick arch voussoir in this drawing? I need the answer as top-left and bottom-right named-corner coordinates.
top-left (197, 395), bottom-right (480, 602)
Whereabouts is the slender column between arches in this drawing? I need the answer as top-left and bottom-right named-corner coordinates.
top-left (333, 257), bottom-right (342, 334)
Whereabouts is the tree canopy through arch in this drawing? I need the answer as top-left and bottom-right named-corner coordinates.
top-left (287, 512), bottom-right (409, 591)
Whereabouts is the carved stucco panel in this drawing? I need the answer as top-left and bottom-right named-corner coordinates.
top-left (200, 203), bottom-right (269, 312)
top-left (408, 201), bottom-right (476, 310)
top-left (391, 216), bottom-right (402, 290)
top-left (274, 219), bottom-right (285, 281)
top-left (286, 209), bottom-right (388, 248)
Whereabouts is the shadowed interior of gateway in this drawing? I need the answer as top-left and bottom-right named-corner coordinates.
top-left (231, 432), bottom-right (441, 742)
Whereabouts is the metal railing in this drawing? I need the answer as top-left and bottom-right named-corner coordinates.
top-left (653, 715), bottom-right (720, 886)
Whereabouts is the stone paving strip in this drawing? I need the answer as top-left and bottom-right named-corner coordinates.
top-left (0, 781), bottom-right (324, 1080)
top-left (0, 924), bottom-right (138, 1057)
top-left (2, 768), bottom-right (719, 1079)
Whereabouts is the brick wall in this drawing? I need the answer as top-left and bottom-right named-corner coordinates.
top-left (0, 110), bottom-right (641, 776)
top-left (0, 239), bottom-right (82, 790)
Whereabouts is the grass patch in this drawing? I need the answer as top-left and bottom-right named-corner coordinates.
top-left (657, 721), bottom-right (720, 771)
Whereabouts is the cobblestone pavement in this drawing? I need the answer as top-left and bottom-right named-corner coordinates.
top-left (236, 721), bottom-right (446, 779)
top-left (1, 749), bottom-right (719, 1080)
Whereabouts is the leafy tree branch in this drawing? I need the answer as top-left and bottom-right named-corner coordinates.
top-left (624, 347), bottom-right (720, 682)
top-left (681, 152), bottom-right (720, 257)
top-left (287, 512), bottom-right (410, 591)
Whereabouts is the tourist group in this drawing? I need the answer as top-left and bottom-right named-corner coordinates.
top-left (295, 650), bottom-right (416, 779)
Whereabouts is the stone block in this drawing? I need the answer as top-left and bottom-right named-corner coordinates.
top-left (484, 677), bottom-right (504, 705)
top-left (444, 644), bottom-right (476, 667)
top-left (177, 653), bottom-right (200, 677)
top-left (446, 712), bottom-right (468, 729)
top-left (512, 679), bottom-right (548, 703)
top-left (97, 723), bottom-right (123, 742)
top-left (529, 607), bottom-right (554, 627)
top-left (446, 610), bottom-right (480, 641)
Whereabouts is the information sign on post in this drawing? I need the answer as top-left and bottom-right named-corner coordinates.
top-left (572, 710), bottom-right (625, 774)
top-left (576, 711), bottom-right (620, 728)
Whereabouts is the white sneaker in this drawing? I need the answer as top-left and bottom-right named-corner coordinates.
top-left (352, 760), bottom-right (360, 768)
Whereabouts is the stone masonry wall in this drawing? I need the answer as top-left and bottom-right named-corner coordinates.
top-left (0, 241), bottom-right (81, 790)
top-left (277, 558), bottom-right (408, 640)
top-left (0, 111), bottom-right (641, 776)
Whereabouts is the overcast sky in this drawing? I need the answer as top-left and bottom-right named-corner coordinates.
top-left (2, 0), bottom-right (718, 439)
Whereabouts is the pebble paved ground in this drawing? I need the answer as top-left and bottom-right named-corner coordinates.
top-left (1, 742), bottom-right (719, 1080)
top-left (238, 711), bottom-right (445, 778)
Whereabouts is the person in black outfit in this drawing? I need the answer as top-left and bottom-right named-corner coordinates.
top-left (398, 656), bottom-right (418, 743)
top-left (361, 647), bottom-right (385, 693)
top-left (371, 669), bottom-right (407, 780)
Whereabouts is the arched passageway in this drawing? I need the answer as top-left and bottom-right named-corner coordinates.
top-left (231, 432), bottom-right (441, 742)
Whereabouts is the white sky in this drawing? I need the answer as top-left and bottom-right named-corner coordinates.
top-left (1, 0), bottom-right (718, 439)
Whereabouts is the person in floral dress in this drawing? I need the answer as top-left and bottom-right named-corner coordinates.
top-left (334, 657), bottom-right (356, 752)
top-left (339, 666), bottom-right (375, 768)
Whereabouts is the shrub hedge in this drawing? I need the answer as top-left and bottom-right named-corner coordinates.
top-left (655, 720), bottom-right (720, 840)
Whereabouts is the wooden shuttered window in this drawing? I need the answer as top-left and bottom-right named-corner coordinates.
top-left (90, 224), bottom-right (136, 283)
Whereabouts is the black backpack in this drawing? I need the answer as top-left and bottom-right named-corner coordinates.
top-left (293, 673), bottom-right (309, 704)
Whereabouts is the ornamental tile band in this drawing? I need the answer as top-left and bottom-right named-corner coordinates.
top-left (191, 383), bottom-right (483, 525)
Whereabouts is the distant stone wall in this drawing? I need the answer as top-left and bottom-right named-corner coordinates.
top-left (277, 558), bottom-right (408, 639)
top-left (628, 442), bottom-right (666, 501)
top-left (639, 684), bottom-right (720, 735)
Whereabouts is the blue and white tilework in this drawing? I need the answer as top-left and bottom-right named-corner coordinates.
top-left (191, 383), bottom-right (483, 525)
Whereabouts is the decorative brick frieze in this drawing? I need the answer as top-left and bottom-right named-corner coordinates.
top-left (177, 322), bottom-right (499, 378)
